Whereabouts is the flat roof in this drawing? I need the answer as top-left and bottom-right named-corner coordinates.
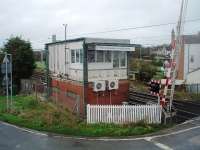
top-left (183, 33), bottom-right (200, 44)
top-left (46, 37), bottom-right (131, 46)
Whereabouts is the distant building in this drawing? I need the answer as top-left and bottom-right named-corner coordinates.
top-left (150, 46), bottom-right (168, 57)
top-left (177, 32), bottom-right (200, 84)
top-left (33, 49), bottom-right (45, 62)
top-left (46, 37), bottom-right (135, 115)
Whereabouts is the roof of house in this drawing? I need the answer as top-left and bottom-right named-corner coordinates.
top-left (183, 32), bottom-right (200, 44)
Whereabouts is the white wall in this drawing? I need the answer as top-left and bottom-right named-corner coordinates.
top-left (48, 41), bottom-right (129, 82)
top-left (87, 51), bottom-right (128, 81)
top-left (88, 69), bottom-right (127, 82)
top-left (186, 69), bottom-right (200, 84)
top-left (48, 41), bottom-right (84, 81)
top-left (184, 44), bottom-right (200, 79)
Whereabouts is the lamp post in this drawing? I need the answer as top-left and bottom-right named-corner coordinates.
top-left (63, 24), bottom-right (68, 76)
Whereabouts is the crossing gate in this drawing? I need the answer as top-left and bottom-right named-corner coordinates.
top-left (87, 104), bottom-right (162, 124)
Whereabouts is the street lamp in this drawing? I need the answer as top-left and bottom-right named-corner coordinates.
top-left (63, 24), bottom-right (68, 76)
top-left (63, 24), bottom-right (68, 41)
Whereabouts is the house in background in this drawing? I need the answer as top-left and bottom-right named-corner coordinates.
top-left (176, 32), bottom-right (200, 86)
top-left (150, 45), bottom-right (168, 57)
top-left (33, 49), bottom-right (45, 62)
top-left (46, 37), bottom-right (135, 115)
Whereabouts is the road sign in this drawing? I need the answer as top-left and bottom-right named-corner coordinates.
top-left (1, 63), bottom-right (11, 74)
top-left (2, 75), bottom-right (11, 86)
top-left (2, 55), bottom-right (9, 63)
top-left (1, 55), bottom-right (11, 74)
top-left (1, 53), bottom-right (13, 111)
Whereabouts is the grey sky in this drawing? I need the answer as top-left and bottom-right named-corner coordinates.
top-left (0, 0), bottom-right (200, 49)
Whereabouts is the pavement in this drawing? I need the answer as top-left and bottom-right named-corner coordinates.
top-left (0, 117), bottom-right (200, 150)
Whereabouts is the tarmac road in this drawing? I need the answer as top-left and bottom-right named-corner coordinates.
top-left (0, 118), bottom-right (200, 150)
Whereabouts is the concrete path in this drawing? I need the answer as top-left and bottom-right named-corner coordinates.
top-left (0, 118), bottom-right (200, 150)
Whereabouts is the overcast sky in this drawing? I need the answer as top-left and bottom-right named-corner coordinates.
top-left (0, 0), bottom-right (200, 49)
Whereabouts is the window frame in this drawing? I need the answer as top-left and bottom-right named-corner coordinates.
top-left (112, 51), bottom-right (127, 68)
top-left (88, 50), bottom-right (96, 63)
top-left (104, 51), bottom-right (112, 63)
top-left (119, 51), bottom-right (126, 68)
top-left (71, 50), bottom-right (75, 63)
top-left (96, 50), bottom-right (104, 63)
top-left (75, 49), bottom-right (80, 63)
top-left (71, 49), bottom-right (83, 64)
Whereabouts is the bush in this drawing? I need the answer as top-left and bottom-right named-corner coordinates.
top-left (152, 58), bottom-right (163, 66)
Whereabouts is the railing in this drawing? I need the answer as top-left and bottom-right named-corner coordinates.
top-left (87, 104), bottom-right (162, 124)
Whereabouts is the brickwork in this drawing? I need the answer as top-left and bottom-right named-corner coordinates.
top-left (51, 78), bottom-right (85, 116)
top-left (87, 80), bottom-right (129, 105)
top-left (50, 79), bottom-right (129, 116)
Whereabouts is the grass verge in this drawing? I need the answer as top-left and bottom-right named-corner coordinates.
top-left (0, 95), bottom-right (170, 137)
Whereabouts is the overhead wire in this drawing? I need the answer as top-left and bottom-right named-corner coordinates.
top-left (68, 18), bottom-right (200, 37)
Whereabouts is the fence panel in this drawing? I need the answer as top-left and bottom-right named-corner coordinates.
top-left (186, 84), bottom-right (200, 94)
top-left (87, 104), bottom-right (162, 124)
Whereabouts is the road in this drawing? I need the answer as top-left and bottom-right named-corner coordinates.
top-left (0, 118), bottom-right (200, 150)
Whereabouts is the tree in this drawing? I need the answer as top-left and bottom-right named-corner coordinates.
top-left (130, 59), bottom-right (157, 82)
top-left (3, 36), bottom-right (36, 93)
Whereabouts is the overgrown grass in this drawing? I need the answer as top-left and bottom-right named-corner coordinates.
top-left (0, 95), bottom-right (169, 137)
top-left (174, 91), bottom-right (200, 101)
top-left (130, 81), bottom-right (200, 101)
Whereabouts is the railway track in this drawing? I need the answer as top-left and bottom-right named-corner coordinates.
top-left (128, 90), bottom-right (200, 122)
top-left (31, 71), bottom-right (45, 82)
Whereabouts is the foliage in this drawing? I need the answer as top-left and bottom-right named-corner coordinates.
top-left (152, 58), bottom-right (163, 66)
top-left (130, 59), bottom-right (157, 82)
top-left (174, 90), bottom-right (200, 101)
top-left (35, 61), bottom-right (45, 72)
top-left (3, 37), bottom-right (36, 93)
top-left (0, 95), bottom-right (168, 137)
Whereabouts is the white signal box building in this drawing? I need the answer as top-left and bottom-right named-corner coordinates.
top-left (46, 37), bottom-right (136, 115)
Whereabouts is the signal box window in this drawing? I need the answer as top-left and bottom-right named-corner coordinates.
top-left (96, 51), bottom-right (104, 62)
top-left (105, 51), bottom-right (111, 62)
top-left (80, 49), bottom-right (83, 63)
top-left (71, 50), bottom-right (75, 63)
top-left (88, 50), bottom-right (95, 63)
top-left (76, 49), bottom-right (80, 63)
top-left (113, 51), bottom-right (120, 68)
top-left (120, 51), bottom-right (126, 67)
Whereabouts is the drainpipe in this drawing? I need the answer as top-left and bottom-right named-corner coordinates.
top-left (45, 44), bottom-right (50, 99)
top-left (82, 40), bottom-right (88, 117)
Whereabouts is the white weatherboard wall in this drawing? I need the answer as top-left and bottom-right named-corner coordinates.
top-left (186, 69), bottom-right (200, 84)
top-left (88, 52), bottom-right (127, 82)
top-left (87, 104), bottom-right (162, 124)
top-left (48, 42), bottom-right (129, 82)
top-left (184, 44), bottom-right (200, 80)
top-left (48, 41), bottom-right (84, 81)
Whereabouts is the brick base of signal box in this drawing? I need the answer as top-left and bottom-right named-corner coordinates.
top-left (50, 78), bottom-right (129, 116)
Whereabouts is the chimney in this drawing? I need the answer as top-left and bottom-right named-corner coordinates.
top-left (52, 35), bottom-right (56, 42)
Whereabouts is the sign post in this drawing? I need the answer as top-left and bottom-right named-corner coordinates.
top-left (1, 52), bottom-right (13, 111)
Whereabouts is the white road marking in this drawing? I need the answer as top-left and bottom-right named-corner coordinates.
top-left (153, 141), bottom-right (173, 150)
top-left (145, 137), bottom-right (173, 150)
top-left (1, 121), bottom-right (48, 137)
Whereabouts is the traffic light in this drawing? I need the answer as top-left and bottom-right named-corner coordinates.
top-left (149, 80), bottom-right (160, 96)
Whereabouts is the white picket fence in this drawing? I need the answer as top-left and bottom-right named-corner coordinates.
top-left (87, 104), bottom-right (162, 124)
